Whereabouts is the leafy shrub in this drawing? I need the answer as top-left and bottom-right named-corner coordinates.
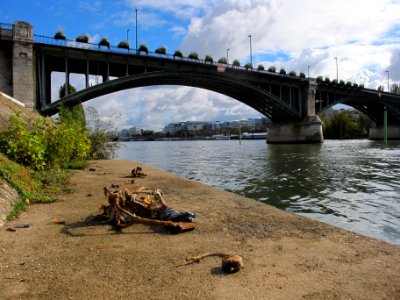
top-left (332, 79), bottom-right (338, 85)
top-left (299, 72), bottom-right (306, 78)
top-left (232, 59), bottom-right (240, 67)
top-left (138, 43), bottom-right (148, 54)
top-left (205, 55), bottom-right (213, 63)
top-left (76, 34), bottom-right (89, 43)
top-left (188, 52), bottom-right (199, 59)
top-left (173, 50), bottom-right (183, 58)
top-left (58, 83), bottom-right (76, 98)
top-left (316, 76), bottom-right (323, 82)
top-left (217, 57), bottom-right (227, 64)
top-left (54, 31), bottom-right (66, 40)
top-left (155, 46), bottom-right (167, 54)
top-left (257, 64), bottom-right (265, 71)
top-left (244, 63), bottom-right (252, 70)
top-left (353, 83), bottom-right (359, 88)
top-left (118, 41), bottom-right (130, 49)
top-left (279, 68), bottom-right (286, 75)
top-left (0, 110), bottom-right (91, 170)
top-left (99, 38), bottom-right (110, 48)
top-left (268, 66), bottom-right (276, 73)
top-left (288, 71), bottom-right (297, 76)
top-left (346, 81), bottom-right (352, 87)
top-left (324, 77), bottom-right (331, 83)
top-left (339, 80), bottom-right (345, 86)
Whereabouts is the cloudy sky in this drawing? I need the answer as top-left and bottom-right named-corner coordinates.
top-left (2, 0), bottom-right (400, 130)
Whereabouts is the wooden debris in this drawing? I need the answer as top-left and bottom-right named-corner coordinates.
top-left (131, 166), bottom-right (146, 178)
top-left (102, 186), bottom-right (195, 233)
top-left (186, 252), bottom-right (244, 273)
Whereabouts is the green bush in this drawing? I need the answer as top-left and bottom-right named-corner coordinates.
top-left (155, 46), bottom-right (167, 54)
top-left (138, 43), bottom-right (148, 54)
top-left (232, 60), bottom-right (240, 67)
top-left (279, 68), bottom-right (286, 75)
top-left (244, 63), bottom-right (252, 70)
top-left (205, 55), bottom-right (213, 63)
top-left (173, 50), bottom-right (183, 58)
top-left (268, 66), bottom-right (276, 73)
top-left (257, 64), bottom-right (265, 71)
top-left (188, 52), bottom-right (199, 59)
top-left (299, 72), bottom-right (306, 78)
top-left (316, 76), bottom-right (323, 82)
top-left (288, 71), bottom-right (297, 76)
top-left (54, 31), bottom-right (66, 40)
top-left (99, 38), bottom-right (110, 48)
top-left (118, 41), bottom-right (130, 49)
top-left (76, 34), bottom-right (89, 43)
top-left (217, 57), bottom-right (227, 64)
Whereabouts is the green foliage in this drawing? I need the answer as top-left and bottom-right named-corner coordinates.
top-left (0, 109), bottom-right (91, 170)
top-left (58, 83), bottom-right (76, 98)
top-left (118, 41), bottom-right (130, 49)
top-left (138, 43), bottom-right (148, 54)
top-left (353, 83), bottom-right (359, 88)
top-left (173, 50), bottom-right (183, 58)
top-left (205, 54), bottom-right (213, 63)
top-left (324, 77), bottom-right (331, 83)
top-left (377, 85), bottom-right (385, 92)
top-left (279, 68), bottom-right (286, 75)
top-left (288, 71), bottom-right (297, 76)
top-left (76, 34), bottom-right (89, 43)
top-left (316, 76), bottom-right (323, 82)
top-left (321, 111), bottom-right (372, 139)
top-left (346, 81), bottom-right (352, 87)
top-left (155, 46), bottom-right (167, 54)
top-left (54, 31), bottom-right (66, 40)
top-left (391, 83), bottom-right (400, 94)
top-left (188, 52), bottom-right (199, 59)
top-left (299, 72), bottom-right (306, 78)
top-left (217, 57), bottom-right (227, 64)
top-left (268, 66), bottom-right (276, 73)
top-left (332, 79), bottom-right (338, 85)
top-left (99, 38), bottom-right (110, 48)
top-left (244, 63), bottom-right (253, 70)
top-left (85, 107), bottom-right (121, 159)
top-left (339, 80), bottom-right (345, 86)
top-left (257, 64), bottom-right (265, 71)
top-left (232, 59), bottom-right (240, 67)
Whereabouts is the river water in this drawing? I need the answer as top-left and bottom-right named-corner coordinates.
top-left (116, 139), bottom-right (400, 246)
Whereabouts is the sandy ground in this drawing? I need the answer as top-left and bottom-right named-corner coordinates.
top-left (0, 160), bottom-right (399, 299)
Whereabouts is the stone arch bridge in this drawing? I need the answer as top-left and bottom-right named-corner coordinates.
top-left (1, 21), bottom-right (400, 142)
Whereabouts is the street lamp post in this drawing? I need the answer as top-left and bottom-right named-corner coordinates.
top-left (386, 70), bottom-right (390, 92)
top-left (127, 29), bottom-right (130, 43)
top-left (248, 35), bottom-right (253, 67)
top-left (334, 57), bottom-right (338, 81)
top-left (308, 65), bottom-right (310, 78)
top-left (135, 9), bottom-right (138, 52)
top-left (226, 48), bottom-right (230, 64)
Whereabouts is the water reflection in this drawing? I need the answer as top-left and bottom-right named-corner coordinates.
top-left (116, 140), bottom-right (400, 245)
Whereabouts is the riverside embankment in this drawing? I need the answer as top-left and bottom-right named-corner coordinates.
top-left (1, 160), bottom-right (399, 299)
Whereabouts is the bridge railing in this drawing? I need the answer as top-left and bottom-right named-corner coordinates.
top-left (0, 22), bottom-right (13, 30)
top-left (33, 34), bottom-right (298, 78)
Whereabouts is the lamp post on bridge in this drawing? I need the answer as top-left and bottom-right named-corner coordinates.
top-left (226, 48), bottom-right (230, 64)
top-left (135, 8), bottom-right (138, 52)
top-left (308, 65), bottom-right (310, 78)
top-left (386, 70), bottom-right (390, 92)
top-left (248, 35), bottom-right (253, 67)
top-left (127, 29), bottom-right (130, 43)
top-left (334, 57), bottom-right (338, 82)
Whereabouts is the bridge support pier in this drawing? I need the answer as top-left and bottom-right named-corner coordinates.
top-left (266, 116), bottom-right (323, 143)
top-left (369, 125), bottom-right (400, 140)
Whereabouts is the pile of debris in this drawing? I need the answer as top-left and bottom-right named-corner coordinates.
top-left (102, 186), bottom-right (196, 233)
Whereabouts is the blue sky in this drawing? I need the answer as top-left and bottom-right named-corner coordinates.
top-left (1, 0), bottom-right (400, 131)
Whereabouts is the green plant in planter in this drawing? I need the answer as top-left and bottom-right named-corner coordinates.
top-left (217, 57), bottom-right (227, 64)
top-left (75, 34), bottom-right (89, 43)
top-left (339, 80), bottom-right (345, 86)
top-left (316, 76), bottom-right (323, 82)
top-left (232, 60), bottom-right (240, 67)
top-left (54, 31), bottom-right (66, 40)
top-left (204, 55), bottom-right (213, 63)
top-left (188, 52), bottom-right (199, 59)
top-left (99, 38), bottom-right (110, 49)
top-left (279, 68), bottom-right (286, 75)
top-left (118, 41), bottom-right (130, 49)
top-left (346, 81), bottom-right (352, 87)
top-left (268, 66), bottom-right (276, 73)
top-left (173, 50), bottom-right (183, 58)
top-left (288, 71), bottom-right (297, 76)
top-left (244, 63), bottom-right (252, 70)
top-left (324, 77), bottom-right (331, 83)
top-left (138, 43), bottom-right (148, 54)
top-left (155, 46), bottom-right (167, 54)
top-left (299, 72), bottom-right (306, 78)
top-left (257, 64), bottom-right (265, 71)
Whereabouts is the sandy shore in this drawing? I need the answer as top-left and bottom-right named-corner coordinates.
top-left (1, 160), bottom-right (399, 299)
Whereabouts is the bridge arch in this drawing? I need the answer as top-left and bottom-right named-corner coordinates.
top-left (40, 70), bottom-right (301, 121)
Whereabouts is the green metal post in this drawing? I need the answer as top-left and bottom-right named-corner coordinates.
top-left (384, 106), bottom-right (388, 146)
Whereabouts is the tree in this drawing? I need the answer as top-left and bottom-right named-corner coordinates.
top-left (205, 54), bottom-right (213, 63)
top-left (99, 38), bottom-right (110, 49)
top-left (138, 43), bottom-right (148, 54)
top-left (390, 83), bottom-right (400, 94)
top-left (188, 52), bottom-right (199, 59)
top-left (279, 68), bottom-right (286, 75)
top-left (217, 57), bottom-right (227, 64)
top-left (377, 85), bottom-right (384, 92)
top-left (173, 50), bottom-right (183, 58)
top-left (76, 34), bottom-right (89, 43)
top-left (54, 31), bottom-right (66, 40)
top-left (118, 41), bottom-right (130, 49)
top-left (232, 60), bottom-right (240, 67)
top-left (257, 64), bottom-right (265, 71)
top-left (155, 46), bottom-right (167, 54)
top-left (268, 66), bottom-right (276, 73)
top-left (58, 83), bottom-right (76, 98)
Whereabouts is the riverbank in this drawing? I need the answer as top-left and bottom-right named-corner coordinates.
top-left (1, 160), bottom-right (399, 299)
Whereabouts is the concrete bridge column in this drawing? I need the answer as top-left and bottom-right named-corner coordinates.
top-left (267, 79), bottom-right (323, 144)
top-left (12, 21), bottom-right (35, 108)
top-left (369, 125), bottom-right (400, 140)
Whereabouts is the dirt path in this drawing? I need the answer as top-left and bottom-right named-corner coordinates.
top-left (1, 160), bottom-right (399, 299)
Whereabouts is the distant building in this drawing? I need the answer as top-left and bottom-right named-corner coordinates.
top-left (119, 126), bottom-right (142, 137)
